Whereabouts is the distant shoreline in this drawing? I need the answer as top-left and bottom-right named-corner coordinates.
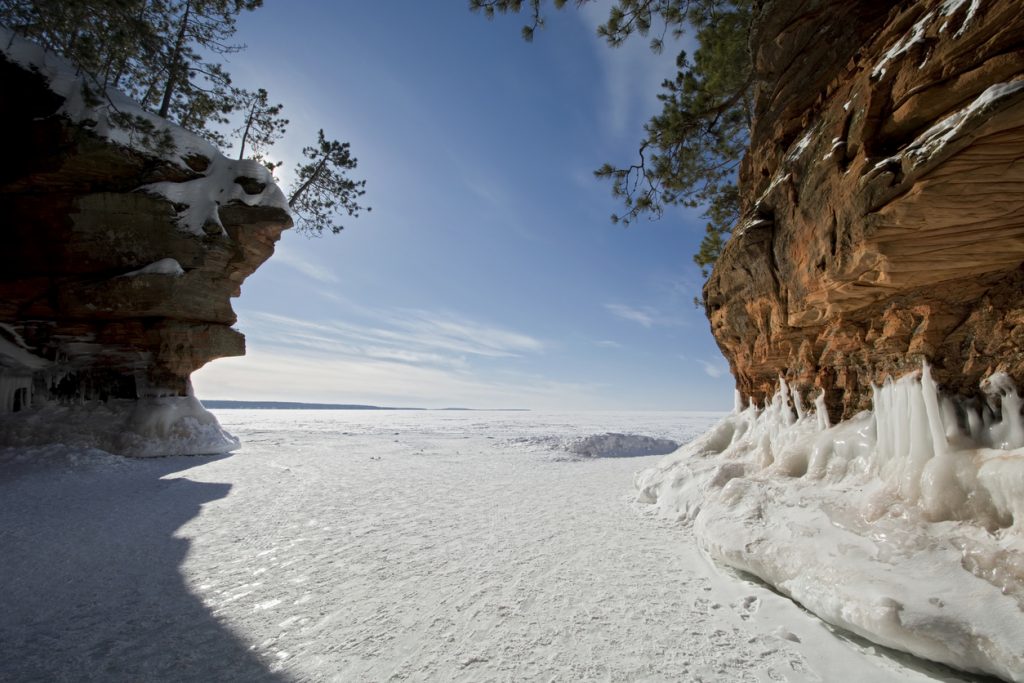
top-left (202, 400), bottom-right (530, 412)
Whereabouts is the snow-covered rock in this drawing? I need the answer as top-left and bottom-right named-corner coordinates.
top-left (0, 29), bottom-right (291, 454)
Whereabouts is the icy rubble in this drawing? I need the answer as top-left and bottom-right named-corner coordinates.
top-left (566, 433), bottom-right (679, 458)
top-left (636, 364), bottom-right (1024, 681)
top-left (0, 27), bottom-right (289, 236)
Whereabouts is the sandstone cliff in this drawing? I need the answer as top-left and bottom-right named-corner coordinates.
top-left (706, 0), bottom-right (1024, 419)
top-left (0, 30), bottom-right (291, 453)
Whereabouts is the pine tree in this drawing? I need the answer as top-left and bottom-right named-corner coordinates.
top-left (232, 87), bottom-right (288, 175)
top-left (2, 1), bottom-right (370, 239)
top-left (288, 130), bottom-right (370, 236)
top-left (472, 0), bottom-right (753, 275)
top-left (1, 0), bottom-right (263, 142)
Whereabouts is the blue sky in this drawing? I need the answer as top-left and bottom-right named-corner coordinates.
top-left (190, 0), bottom-right (734, 410)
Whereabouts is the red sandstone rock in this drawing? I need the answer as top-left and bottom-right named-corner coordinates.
top-left (706, 0), bottom-right (1024, 420)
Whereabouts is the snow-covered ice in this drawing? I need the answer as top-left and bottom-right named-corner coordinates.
top-left (0, 409), bottom-right (981, 682)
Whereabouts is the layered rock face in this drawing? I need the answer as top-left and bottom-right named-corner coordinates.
top-left (0, 34), bottom-right (291, 421)
top-left (706, 0), bottom-right (1024, 419)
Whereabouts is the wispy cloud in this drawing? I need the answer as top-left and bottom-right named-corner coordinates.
top-left (697, 359), bottom-right (727, 379)
top-left (271, 245), bottom-right (340, 284)
top-left (194, 348), bottom-right (598, 409)
top-left (594, 340), bottom-right (621, 348)
top-left (246, 307), bottom-right (544, 362)
top-left (190, 304), bottom-right (606, 408)
top-left (605, 303), bottom-right (655, 327)
top-left (576, 1), bottom-right (691, 140)
top-left (605, 303), bottom-right (681, 328)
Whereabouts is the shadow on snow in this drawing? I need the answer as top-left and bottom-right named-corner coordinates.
top-left (0, 453), bottom-right (287, 682)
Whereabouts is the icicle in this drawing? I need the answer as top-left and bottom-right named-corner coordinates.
top-left (0, 372), bottom-right (33, 413)
top-left (920, 362), bottom-right (948, 457)
top-left (982, 372), bottom-right (1024, 449)
top-left (733, 389), bottom-right (745, 415)
top-left (815, 390), bottom-right (830, 432)
top-left (778, 376), bottom-right (795, 426)
top-left (794, 389), bottom-right (806, 421)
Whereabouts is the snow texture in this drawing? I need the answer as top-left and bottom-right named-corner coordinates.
top-left (636, 365), bottom-right (1024, 681)
top-left (899, 80), bottom-right (1024, 167)
top-left (874, 0), bottom-right (983, 79)
top-left (121, 258), bottom-right (185, 277)
top-left (0, 410), bottom-right (981, 681)
top-left (0, 27), bottom-right (289, 236)
top-left (872, 12), bottom-right (933, 79)
top-left (142, 155), bottom-right (288, 236)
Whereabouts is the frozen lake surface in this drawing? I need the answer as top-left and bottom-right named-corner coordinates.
top-left (0, 410), bottom-right (980, 681)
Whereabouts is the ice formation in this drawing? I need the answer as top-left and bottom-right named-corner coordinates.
top-left (636, 364), bottom-right (1024, 681)
top-left (0, 391), bottom-right (240, 458)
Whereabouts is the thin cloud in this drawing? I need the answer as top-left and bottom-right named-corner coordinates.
top-left (240, 306), bottom-right (545, 368)
top-left (193, 345), bottom-right (596, 410)
top-left (192, 304), bottom-right (581, 407)
top-left (698, 359), bottom-right (727, 379)
top-left (271, 245), bottom-right (340, 284)
top-left (576, 1), bottom-right (690, 140)
top-left (594, 340), bottom-right (622, 348)
top-left (605, 303), bottom-right (656, 327)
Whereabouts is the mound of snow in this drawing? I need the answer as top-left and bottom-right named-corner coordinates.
top-left (567, 433), bottom-right (679, 458)
top-left (635, 364), bottom-right (1024, 681)
top-left (0, 396), bottom-right (239, 457)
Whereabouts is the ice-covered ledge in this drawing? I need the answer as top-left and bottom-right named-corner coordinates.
top-left (636, 363), bottom-right (1024, 681)
top-left (0, 29), bottom-right (291, 455)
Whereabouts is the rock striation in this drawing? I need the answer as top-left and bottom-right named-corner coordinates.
top-left (0, 30), bottom-right (291, 453)
top-left (706, 0), bottom-right (1024, 419)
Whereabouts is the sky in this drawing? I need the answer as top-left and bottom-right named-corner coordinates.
top-left (190, 0), bottom-right (735, 411)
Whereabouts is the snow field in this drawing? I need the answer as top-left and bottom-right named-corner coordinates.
top-left (0, 410), bottom-right (971, 682)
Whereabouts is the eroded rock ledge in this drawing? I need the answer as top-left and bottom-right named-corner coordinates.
top-left (706, 0), bottom-right (1024, 419)
top-left (0, 31), bottom-right (291, 451)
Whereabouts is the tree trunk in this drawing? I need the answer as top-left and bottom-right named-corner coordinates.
top-left (237, 101), bottom-right (256, 160)
top-left (158, 0), bottom-right (191, 119)
top-left (288, 155), bottom-right (329, 207)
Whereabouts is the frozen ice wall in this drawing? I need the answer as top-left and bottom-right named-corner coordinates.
top-left (636, 364), bottom-right (1024, 681)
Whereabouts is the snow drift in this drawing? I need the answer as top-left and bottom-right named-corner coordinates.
top-left (636, 364), bottom-right (1024, 681)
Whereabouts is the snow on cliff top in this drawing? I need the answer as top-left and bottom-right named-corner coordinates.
top-left (0, 27), bottom-right (289, 236)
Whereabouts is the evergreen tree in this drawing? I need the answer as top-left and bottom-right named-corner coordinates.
top-left (232, 87), bottom-right (288, 174)
top-left (472, 0), bottom-right (753, 276)
top-left (1, 0), bottom-right (262, 142)
top-left (288, 130), bottom-right (369, 236)
top-left (0, 1), bottom-right (370, 238)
